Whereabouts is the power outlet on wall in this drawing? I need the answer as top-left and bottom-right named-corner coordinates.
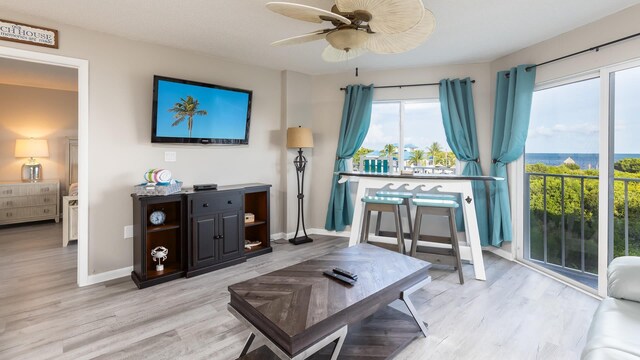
top-left (124, 225), bottom-right (133, 239)
top-left (165, 151), bottom-right (177, 162)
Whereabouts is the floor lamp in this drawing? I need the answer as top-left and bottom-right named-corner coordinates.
top-left (287, 127), bottom-right (314, 245)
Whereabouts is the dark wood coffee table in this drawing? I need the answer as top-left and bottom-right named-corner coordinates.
top-left (228, 243), bottom-right (431, 359)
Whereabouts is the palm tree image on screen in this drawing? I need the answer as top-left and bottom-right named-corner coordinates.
top-left (169, 95), bottom-right (208, 138)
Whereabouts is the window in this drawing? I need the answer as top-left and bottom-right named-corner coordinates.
top-left (354, 100), bottom-right (456, 173)
top-left (521, 62), bottom-right (640, 294)
top-left (524, 77), bottom-right (601, 287)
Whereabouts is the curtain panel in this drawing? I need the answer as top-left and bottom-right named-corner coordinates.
top-left (439, 78), bottom-right (489, 245)
top-left (325, 84), bottom-right (375, 231)
top-left (490, 65), bottom-right (536, 246)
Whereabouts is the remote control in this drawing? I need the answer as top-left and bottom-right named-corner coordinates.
top-left (333, 268), bottom-right (357, 280)
top-left (323, 270), bottom-right (357, 285)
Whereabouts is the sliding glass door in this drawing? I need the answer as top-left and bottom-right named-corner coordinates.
top-left (610, 65), bottom-right (640, 261)
top-left (524, 77), bottom-right (601, 289)
top-left (521, 60), bottom-right (640, 296)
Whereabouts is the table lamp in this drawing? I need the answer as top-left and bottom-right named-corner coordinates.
top-left (15, 138), bottom-right (49, 182)
top-left (286, 126), bottom-right (314, 245)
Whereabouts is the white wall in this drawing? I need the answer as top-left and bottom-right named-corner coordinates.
top-left (0, 84), bottom-right (78, 184)
top-left (309, 63), bottom-right (493, 230)
top-left (281, 71), bottom-right (314, 236)
top-left (0, 11), bottom-right (284, 275)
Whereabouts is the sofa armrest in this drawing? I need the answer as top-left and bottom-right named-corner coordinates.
top-left (608, 256), bottom-right (640, 302)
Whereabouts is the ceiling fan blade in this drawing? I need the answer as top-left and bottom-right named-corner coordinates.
top-left (365, 9), bottom-right (435, 54)
top-left (336, 0), bottom-right (424, 34)
top-left (271, 30), bottom-right (328, 46)
top-left (266, 2), bottom-right (351, 25)
top-left (321, 45), bottom-right (367, 62)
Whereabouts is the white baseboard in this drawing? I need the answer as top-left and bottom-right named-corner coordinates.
top-left (83, 229), bottom-right (352, 287)
top-left (484, 246), bottom-right (514, 261)
top-left (82, 266), bottom-right (133, 286)
top-left (271, 228), bottom-right (351, 240)
top-left (308, 228), bottom-right (352, 238)
top-left (274, 228), bottom-right (352, 240)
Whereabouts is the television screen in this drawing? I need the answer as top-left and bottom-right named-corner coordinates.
top-left (151, 76), bottom-right (252, 144)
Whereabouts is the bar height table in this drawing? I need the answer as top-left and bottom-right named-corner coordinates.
top-left (338, 171), bottom-right (503, 281)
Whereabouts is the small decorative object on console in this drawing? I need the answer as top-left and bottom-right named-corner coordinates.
top-left (144, 169), bottom-right (173, 184)
top-left (149, 210), bottom-right (166, 225)
top-left (151, 246), bottom-right (168, 271)
top-left (244, 213), bottom-right (255, 223)
top-left (133, 180), bottom-right (182, 196)
top-left (244, 240), bottom-right (262, 249)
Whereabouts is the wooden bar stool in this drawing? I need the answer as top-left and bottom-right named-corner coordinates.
top-left (374, 191), bottom-right (413, 239)
top-left (410, 198), bottom-right (464, 284)
top-left (360, 196), bottom-right (405, 254)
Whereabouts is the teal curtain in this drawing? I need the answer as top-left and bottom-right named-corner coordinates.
top-left (439, 78), bottom-right (489, 245)
top-left (325, 84), bottom-right (375, 231)
top-left (490, 64), bottom-right (536, 246)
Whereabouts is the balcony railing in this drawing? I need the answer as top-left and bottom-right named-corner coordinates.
top-left (524, 172), bottom-right (640, 288)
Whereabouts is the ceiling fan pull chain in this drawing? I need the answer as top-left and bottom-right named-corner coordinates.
top-left (356, 67), bottom-right (359, 77)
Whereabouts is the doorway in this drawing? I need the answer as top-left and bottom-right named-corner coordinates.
top-left (0, 46), bottom-right (89, 286)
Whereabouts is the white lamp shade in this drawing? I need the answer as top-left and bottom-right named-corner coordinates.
top-left (326, 29), bottom-right (369, 51)
top-left (287, 127), bottom-right (314, 148)
top-left (15, 139), bottom-right (49, 158)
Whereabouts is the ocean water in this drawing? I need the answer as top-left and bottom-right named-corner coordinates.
top-left (525, 153), bottom-right (640, 169)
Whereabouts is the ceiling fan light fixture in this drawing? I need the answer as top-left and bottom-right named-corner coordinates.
top-left (322, 45), bottom-right (367, 62)
top-left (326, 29), bottom-right (368, 51)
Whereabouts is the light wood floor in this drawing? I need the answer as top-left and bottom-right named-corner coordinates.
top-left (0, 222), bottom-right (599, 360)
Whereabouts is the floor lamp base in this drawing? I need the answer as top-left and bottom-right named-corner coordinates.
top-left (289, 236), bottom-right (313, 245)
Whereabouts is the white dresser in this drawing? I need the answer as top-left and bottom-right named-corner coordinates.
top-left (0, 180), bottom-right (60, 225)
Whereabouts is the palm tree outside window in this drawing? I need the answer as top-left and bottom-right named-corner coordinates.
top-left (356, 99), bottom-right (458, 174)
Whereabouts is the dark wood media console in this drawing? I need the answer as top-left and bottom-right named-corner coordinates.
top-left (131, 183), bottom-right (272, 289)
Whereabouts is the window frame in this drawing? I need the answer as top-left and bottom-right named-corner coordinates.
top-left (366, 98), bottom-right (458, 173)
top-left (513, 57), bottom-right (640, 298)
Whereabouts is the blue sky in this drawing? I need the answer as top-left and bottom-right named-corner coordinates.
top-left (155, 80), bottom-right (249, 139)
top-left (527, 65), bottom-right (640, 154)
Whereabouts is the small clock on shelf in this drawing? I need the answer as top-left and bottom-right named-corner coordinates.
top-left (149, 210), bottom-right (166, 225)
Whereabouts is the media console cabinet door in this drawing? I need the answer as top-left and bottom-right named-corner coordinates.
top-left (221, 210), bottom-right (243, 262)
top-left (192, 215), bottom-right (220, 269)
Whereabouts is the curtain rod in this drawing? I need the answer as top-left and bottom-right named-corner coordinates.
top-left (508, 31), bottom-right (640, 76)
top-left (339, 79), bottom-right (475, 91)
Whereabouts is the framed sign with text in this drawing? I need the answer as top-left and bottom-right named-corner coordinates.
top-left (0, 19), bottom-right (58, 49)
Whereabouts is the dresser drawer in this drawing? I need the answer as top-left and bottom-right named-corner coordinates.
top-left (0, 205), bottom-right (57, 221)
top-left (191, 191), bottom-right (242, 216)
top-left (0, 194), bottom-right (56, 209)
top-left (0, 195), bottom-right (29, 209)
top-left (28, 183), bottom-right (58, 195)
top-left (31, 194), bottom-right (57, 206)
top-left (0, 185), bottom-right (26, 197)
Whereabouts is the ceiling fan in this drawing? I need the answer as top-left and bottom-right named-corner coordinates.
top-left (266, 0), bottom-right (436, 62)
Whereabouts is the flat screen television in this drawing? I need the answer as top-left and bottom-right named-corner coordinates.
top-left (151, 75), bottom-right (252, 144)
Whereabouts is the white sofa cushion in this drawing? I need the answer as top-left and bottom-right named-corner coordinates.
top-left (608, 256), bottom-right (640, 302)
top-left (581, 298), bottom-right (640, 360)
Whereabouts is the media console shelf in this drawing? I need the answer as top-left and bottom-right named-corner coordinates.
top-left (131, 183), bottom-right (272, 289)
top-left (243, 185), bottom-right (272, 258)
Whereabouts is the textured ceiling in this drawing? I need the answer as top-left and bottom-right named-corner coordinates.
top-left (0, 0), bottom-right (638, 75)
